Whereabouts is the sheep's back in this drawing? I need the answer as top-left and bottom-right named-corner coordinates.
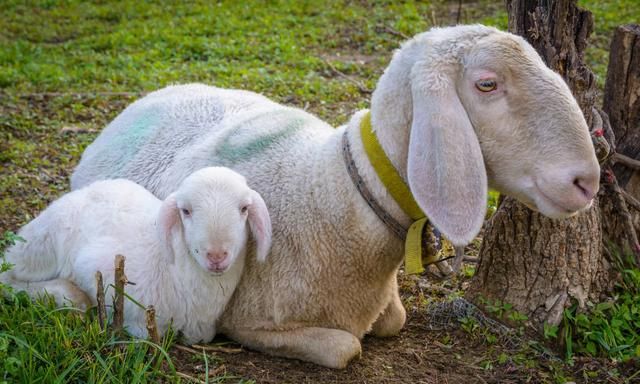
top-left (72, 84), bottom-right (335, 199)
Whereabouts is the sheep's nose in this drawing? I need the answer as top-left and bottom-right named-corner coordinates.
top-left (573, 172), bottom-right (599, 201)
top-left (206, 249), bottom-right (228, 263)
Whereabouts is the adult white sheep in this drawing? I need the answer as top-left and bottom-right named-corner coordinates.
top-left (2, 167), bottom-right (272, 344)
top-left (71, 25), bottom-right (600, 368)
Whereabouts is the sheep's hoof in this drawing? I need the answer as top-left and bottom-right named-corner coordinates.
top-left (312, 329), bottom-right (362, 369)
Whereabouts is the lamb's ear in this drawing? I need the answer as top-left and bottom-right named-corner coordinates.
top-left (407, 63), bottom-right (487, 246)
top-left (247, 190), bottom-right (272, 262)
top-left (157, 193), bottom-right (179, 264)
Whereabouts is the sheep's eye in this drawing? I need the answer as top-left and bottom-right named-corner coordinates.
top-left (181, 208), bottom-right (191, 217)
top-left (475, 79), bottom-right (497, 92)
top-left (240, 205), bottom-right (249, 214)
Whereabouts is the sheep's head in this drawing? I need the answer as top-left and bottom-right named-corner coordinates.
top-left (157, 167), bottom-right (272, 274)
top-left (375, 25), bottom-right (600, 245)
top-left (455, 30), bottom-right (599, 216)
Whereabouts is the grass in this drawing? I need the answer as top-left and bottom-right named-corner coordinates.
top-left (560, 252), bottom-right (640, 362)
top-left (579, 0), bottom-right (640, 89)
top-left (1, 0), bottom-right (639, 382)
top-left (0, 293), bottom-right (175, 383)
top-left (0, 231), bottom-right (245, 383)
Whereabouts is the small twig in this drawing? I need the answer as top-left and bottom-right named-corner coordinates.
top-left (95, 271), bottom-right (106, 330)
top-left (430, 9), bottom-right (438, 26)
top-left (145, 305), bottom-right (160, 344)
top-left (207, 364), bottom-right (227, 377)
top-left (112, 254), bottom-right (127, 334)
top-left (604, 168), bottom-right (640, 264)
top-left (192, 344), bottom-right (243, 354)
top-left (321, 59), bottom-right (372, 94)
top-left (175, 343), bottom-right (244, 355)
top-left (173, 344), bottom-right (204, 355)
top-left (621, 188), bottom-right (640, 212)
top-left (450, 246), bottom-right (465, 274)
top-left (60, 125), bottom-right (98, 135)
top-left (19, 92), bottom-right (144, 98)
top-left (434, 259), bottom-right (454, 276)
top-left (411, 350), bottom-right (423, 365)
top-left (456, 0), bottom-right (463, 24)
top-left (417, 280), bottom-right (457, 296)
top-left (176, 371), bottom-right (206, 384)
top-left (613, 153), bottom-right (640, 171)
top-left (382, 25), bottom-right (409, 40)
top-left (463, 256), bottom-right (479, 263)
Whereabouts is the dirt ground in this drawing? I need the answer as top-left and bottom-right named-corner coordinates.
top-left (168, 272), bottom-right (636, 384)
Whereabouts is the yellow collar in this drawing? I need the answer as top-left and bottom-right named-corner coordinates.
top-left (360, 112), bottom-right (427, 274)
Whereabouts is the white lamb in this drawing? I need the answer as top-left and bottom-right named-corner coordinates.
top-left (1, 167), bottom-right (272, 344)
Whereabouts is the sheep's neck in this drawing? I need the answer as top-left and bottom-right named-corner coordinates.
top-left (338, 113), bottom-right (414, 234)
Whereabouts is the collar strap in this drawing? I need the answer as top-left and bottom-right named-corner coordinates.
top-left (341, 111), bottom-right (431, 274)
top-left (360, 112), bottom-right (424, 220)
top-left (342, 129), bottom-right (408, 240)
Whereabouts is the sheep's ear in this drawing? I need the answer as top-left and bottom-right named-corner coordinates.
top-left (157, 193), bottom-right (179, 264)
top-left (247, 190), bottom-right (272, 262)
top-left (407, 65), bottom-right (487, 246)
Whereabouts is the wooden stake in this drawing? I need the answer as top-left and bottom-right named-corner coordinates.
top-left (113, 254), bottom-right (127, 334)
top-left (145, 305), bottom-right (160, 344)
top-left (95, 271), bottom-right (106, 330)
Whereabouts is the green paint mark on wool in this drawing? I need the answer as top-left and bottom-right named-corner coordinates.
top-left (216, 109), bottom-right (306, 164)
top-left (105, 111), bottom-right (160, 175)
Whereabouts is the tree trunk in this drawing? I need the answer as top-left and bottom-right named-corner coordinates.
top-left (466, 0), bottom-right (615, 329)
top-left (603, 25), bottom-right (640, 241)
top-left (605, 25), bottom-right (640, 188)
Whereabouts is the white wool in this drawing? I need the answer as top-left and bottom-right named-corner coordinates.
top-left (69, 25), bottom-right (599, 368)
top-left (3, 167), bottom-right (271, 344)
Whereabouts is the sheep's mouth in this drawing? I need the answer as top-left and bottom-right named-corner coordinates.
top-left (206, 261), bottom-right (231, 274)
top-left (530, 182), bottom-right (583, 218)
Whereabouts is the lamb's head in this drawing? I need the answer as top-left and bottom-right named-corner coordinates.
top-left (157, 167), bottom-right (272, 274)
top-left (373, 24), bottom-right (600, 245)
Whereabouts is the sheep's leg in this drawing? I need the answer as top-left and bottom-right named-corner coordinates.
top-left (3, 277), bottom-right (93, 310)
top-left (225, 326), bottom-right (361, 369)
top-left (369, 276), bottom-right (406, 337)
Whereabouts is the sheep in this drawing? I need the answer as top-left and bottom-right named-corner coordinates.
top-left (2, 167), bottom-right (272, 344)
top-left (70, 25), bottom-right (600, 368)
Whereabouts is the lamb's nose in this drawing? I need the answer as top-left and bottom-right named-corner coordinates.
top-left (206, 250), bottom-right (228, 263)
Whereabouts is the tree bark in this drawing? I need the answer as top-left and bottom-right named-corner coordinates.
top-left (470, 198), bottom-right (611, 326)
top-left (605, 25), bottom-right (640, 188)
top-left (604, 25), bottom-right (640, 242)
top-left (466, 0), bottom-right (615, 329)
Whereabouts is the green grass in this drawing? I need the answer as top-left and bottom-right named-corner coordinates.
top-left (579, 0), bottom-right (640, 89)
top-left (0, 231), bottom-right (246, 383)
top-left (560, 252), bottom-right (640, 362)
top-left (0, 295), bottom-right (175, 383)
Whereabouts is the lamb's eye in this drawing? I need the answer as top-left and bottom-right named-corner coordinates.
top-left (182, 208), bottom-right (191, 217)
top-left (240, 206), bottom-right (249, 214)
top-left (475, 79), bottom-right (497, 92)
